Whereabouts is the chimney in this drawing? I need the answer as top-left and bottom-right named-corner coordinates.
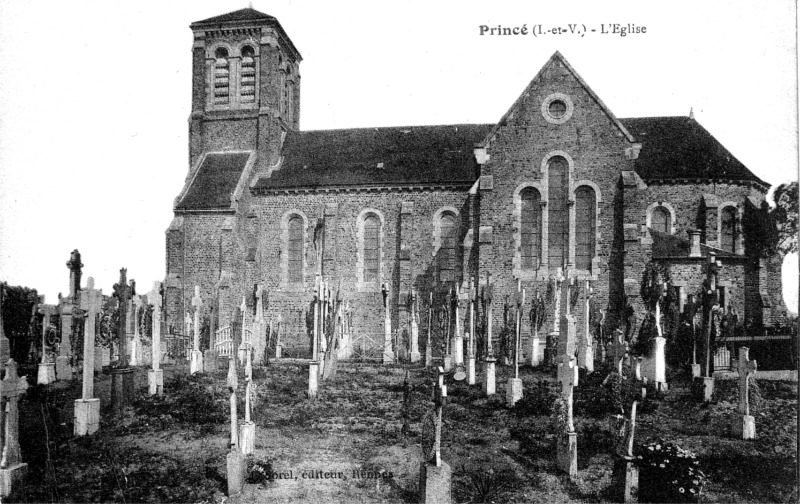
top-left (688, 229), bottom-right (702, 257)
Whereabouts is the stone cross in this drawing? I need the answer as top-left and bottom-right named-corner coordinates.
top-left (37, 301), bottom-right (58, 364)
top-left (704, 253), bottom-right (719, 376)
top-left (67, 249), bottom-right (83, 302)
top-left (192, 287), bottom-right (203, 353)
top-left (185, 311), bottom-right (193, 340)
top-left (514, 280), bottom-right (525, 379)
top-left (553, 267), bottom-right (565, 334)
top-left (558, 355), bottom-right (577, 433)
top-left (610, 329), bottom-right (628, 375)
top-left (736, 347), bottom-right (757, 416)
top-left (245, 348), bottom-right (253, 423)
top-left (227, 357), bottom-right (239, 449)
top-left (432, 366), bottom-right (447, 467)
top-left (483, 271), bottom-right (494, 357)
top-left (425, 292), bottom-right (433, 367)
top-left (616, 358), bottom-right (648, 457)
top-left (131, 294), bottom-right (143, 365)
top-left (80, 278), bottom-right (102, 400)
top-left (148, 282), bottom-right (163, 371)
top-left (255, 284), bottom-right (265, 322)
top-left (453, 285), bottom-right (462, 347)
top-left (468, 279), bottom-right (476, 358)
top-left (113, 269), bottom-right (132, 367)
top-left (0, 359), bottom-right (29, 470)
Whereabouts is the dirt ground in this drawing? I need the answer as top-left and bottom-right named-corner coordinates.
top-left (7, 359), bottom-right (798, 503)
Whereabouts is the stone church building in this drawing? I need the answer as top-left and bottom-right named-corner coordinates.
top-left (165, 8), bottom-right (787, 359)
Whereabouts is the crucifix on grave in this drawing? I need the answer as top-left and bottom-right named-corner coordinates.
top-left (75, 277), bottom-right (102, 436)
top-left (547, 267), bottom-right (566, 364)
top-left (148, 282), bottom-right (164, 396)
top-left (694, 253), bottom-right (720, 402)
top-left (226, 357), bottom-right (245, 495)
top-left (467, 278), bottom-right (477, 385)
top-left (612, 356), bottom-right (648, 503)
top-left (190, 286), bottom-right (204, 374)
top-left (425, 292), bottom-right (434, 368)
top-left (410, 289), bottom-right (421, 363)
top-left (111, 269), bottom-right (134, 417)
top-left (556, 354), bottom-right (578, 477)
top-left (37, 301), bottom-right (58, 385)
top-left (506, 280), bottom-right (525, 407)
top-left (238, 348), bottom-right (256, 454)
top-left (732, 347), bottom-right (757, 439)
top-left (529, 288), bottom-right (546, 367)
top-left (557, 270), bottom-right (577, 360)
top-left (0, 359), bottom-right (29, 498)
top-left (578, 281), bottom-right (594, 372)
top-left (419, 366), bottom-right (451, 503)
top-left (482, 271), bottom-right (496, 396)
top-left (382, 283), bottom-right (394, 364)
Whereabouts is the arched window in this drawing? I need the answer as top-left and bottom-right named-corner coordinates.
top-left (284, 67), bottom-right (293, 123)
top-left (239, 45), bottom-right (256, 104)
top-left (288, 215), bottom-right (304, 282)
top-left (651, 206), bottom-right (671, 234)
top-left (721, 206), bottom-right (736, 253)
top-left (213, 47), bottom-right (230, 105)
top-left (363, 214), bottom-right (380, 282)
top-left (520, 188), bottom-right (542, 269)
top-left (439, 214), bottom-right (457, 282)
top-left (548, 156), bottom-right (568, 268)
top-left (575, 186), bottom-right (596, 270)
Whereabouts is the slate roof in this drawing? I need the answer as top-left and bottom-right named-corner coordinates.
top-left (620, 116), bottom-right (766, 186)
top-left (252, 124), bottom-right (493, 191)
top-left (191, 8), bottom-right (277, 27)
top-left (650, 228), bottom-right (738, 259)
top-left (175, 152), bottom-right (251, 210)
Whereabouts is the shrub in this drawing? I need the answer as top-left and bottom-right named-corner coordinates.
top-left (513, 380), bottom-right (558, 417)
top-left (637, 438), bottom-right (706, 503)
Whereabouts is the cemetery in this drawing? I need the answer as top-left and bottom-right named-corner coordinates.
top-left (0, 248), bottom-right (797, 503)
top-left (0, 6), bottom-right (797, 504)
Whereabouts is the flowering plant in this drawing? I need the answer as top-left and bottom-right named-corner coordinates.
top-left (637, 438), bottom-right (706, 503)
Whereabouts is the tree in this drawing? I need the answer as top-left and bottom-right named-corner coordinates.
top-left (1, 282), bottom-right (39, 364)
top-left (771, 181), bottom-right (798, 255)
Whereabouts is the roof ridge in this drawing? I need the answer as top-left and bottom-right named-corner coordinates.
top-left (294, 123), bottom-right (494, 134)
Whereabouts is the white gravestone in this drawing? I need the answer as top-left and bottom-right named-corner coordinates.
top-left (190, 287), bottom-right (204, 374)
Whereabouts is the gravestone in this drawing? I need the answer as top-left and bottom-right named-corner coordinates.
top-left (546, 268), bottom-right (565, 364)
top-left (731, 347), bottom-right (757, 439)
top-left (111, 269), bottom-right (135, 417)
top-left (239, 349), bottom-right (256, 454)
top-left (419, 367), bottom-right (451, 504)
top-left (252, 284), bottom-right (266, 364)
top-left (453, 286), bottom-right (464, 367)
top-left (410, 290), bottom-right (421, 363)
top-left (611, 360), bottom-right (647, 503)
top-left (441, 291), bottom-right (453, 372)
top-left (609, 329), bottom-right (628, 375)
top-left (467, 279), bottom-right (477, 385)
top-left (0, 359), bottom-right (29, 498)
top-left (528, 289), bottom-right (546, 367)
top-left (506, 280), bottom-right (524, 407)
top-left (557, 274), bottom-right (577, 358)
top-left (483, 274), bottom-right (496, 396)
top-left (226, 358), bottom-right (245, 496)
top-left (56, 250), bottom-right (83, 380)
top-left (148, 282), bottom-right (164, 396)
top-left (557, 354), bottom-right (578, 478)
top-left (37, 300), bottom-right (58, 385)
top-left (190, 286), bottom-right (204, 374)
top-left (75, 277), bottom-right (102, 436)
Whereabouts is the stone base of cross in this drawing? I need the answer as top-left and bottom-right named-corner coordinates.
top-left (557, 432), bottom-right (578, 478)
top-left (148, 369), bottom-right (164, 396)
top-left (693, 376), bottom-right (714, 402)
top-left (419, 461), bottom-right (452, 504)
top-left (529, 333), bottom-right (544, 367)
top-left (467, 356), bottom-right (476, 385)
top-left (238, 420), bottom-right (256, 455)
top-left (308, 361), bottom-right (319, 399)
top-left (443, 355), bottom-right (453, 373)
top-left (483, 357), bottom-right (496, 396)
top-left (55, 355), bottom-right (72, 381)
top-left (37, 362), bottom-right (56, 385)
top-left (506, 377), bottom-right (523, 407)
top-left (190, 349), bottom-right (204, 375)
top-left (74, 398), bottom-right (100, 436)
top-left (204, 349), bottom-right (219, 373)
top-left (612, 455), bottom-right (639, 503)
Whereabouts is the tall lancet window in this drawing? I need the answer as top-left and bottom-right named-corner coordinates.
top-left (520, 188), bottom-right (542, 269)
top-left (239, 45), bottom-right (256, 104)
top-left (548, 156), bottom-right (568, 268)
top-left (575, 186), bottom-right (596, 271)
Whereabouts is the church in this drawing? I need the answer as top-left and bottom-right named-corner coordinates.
top-left (165, 8), bottom-right (787, 362)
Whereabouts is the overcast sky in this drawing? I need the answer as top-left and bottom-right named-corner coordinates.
top-left (0, 0), bottom-right (797, 312)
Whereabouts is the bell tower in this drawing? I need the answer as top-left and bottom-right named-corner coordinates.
top-left (188, 8), bottom-right (302, 167)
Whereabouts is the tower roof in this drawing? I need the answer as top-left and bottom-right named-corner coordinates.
top-left (191, 8), bottom-right (276, 27)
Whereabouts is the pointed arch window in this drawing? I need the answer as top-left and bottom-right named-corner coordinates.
top-left (213, 47), bottom-right (230, 105)
top-left (520, 188), bottom-right (542, 269)
top-left (548, 156), bottom-right (568, 268)
top-left (721, 206), bottom-right (737, 253)
top-left (575, 186), bottom-right (596, 271)
top-left (288, 215), bottom-right (304, 283)
top-left (439, 214), bottom-right (457, 282)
